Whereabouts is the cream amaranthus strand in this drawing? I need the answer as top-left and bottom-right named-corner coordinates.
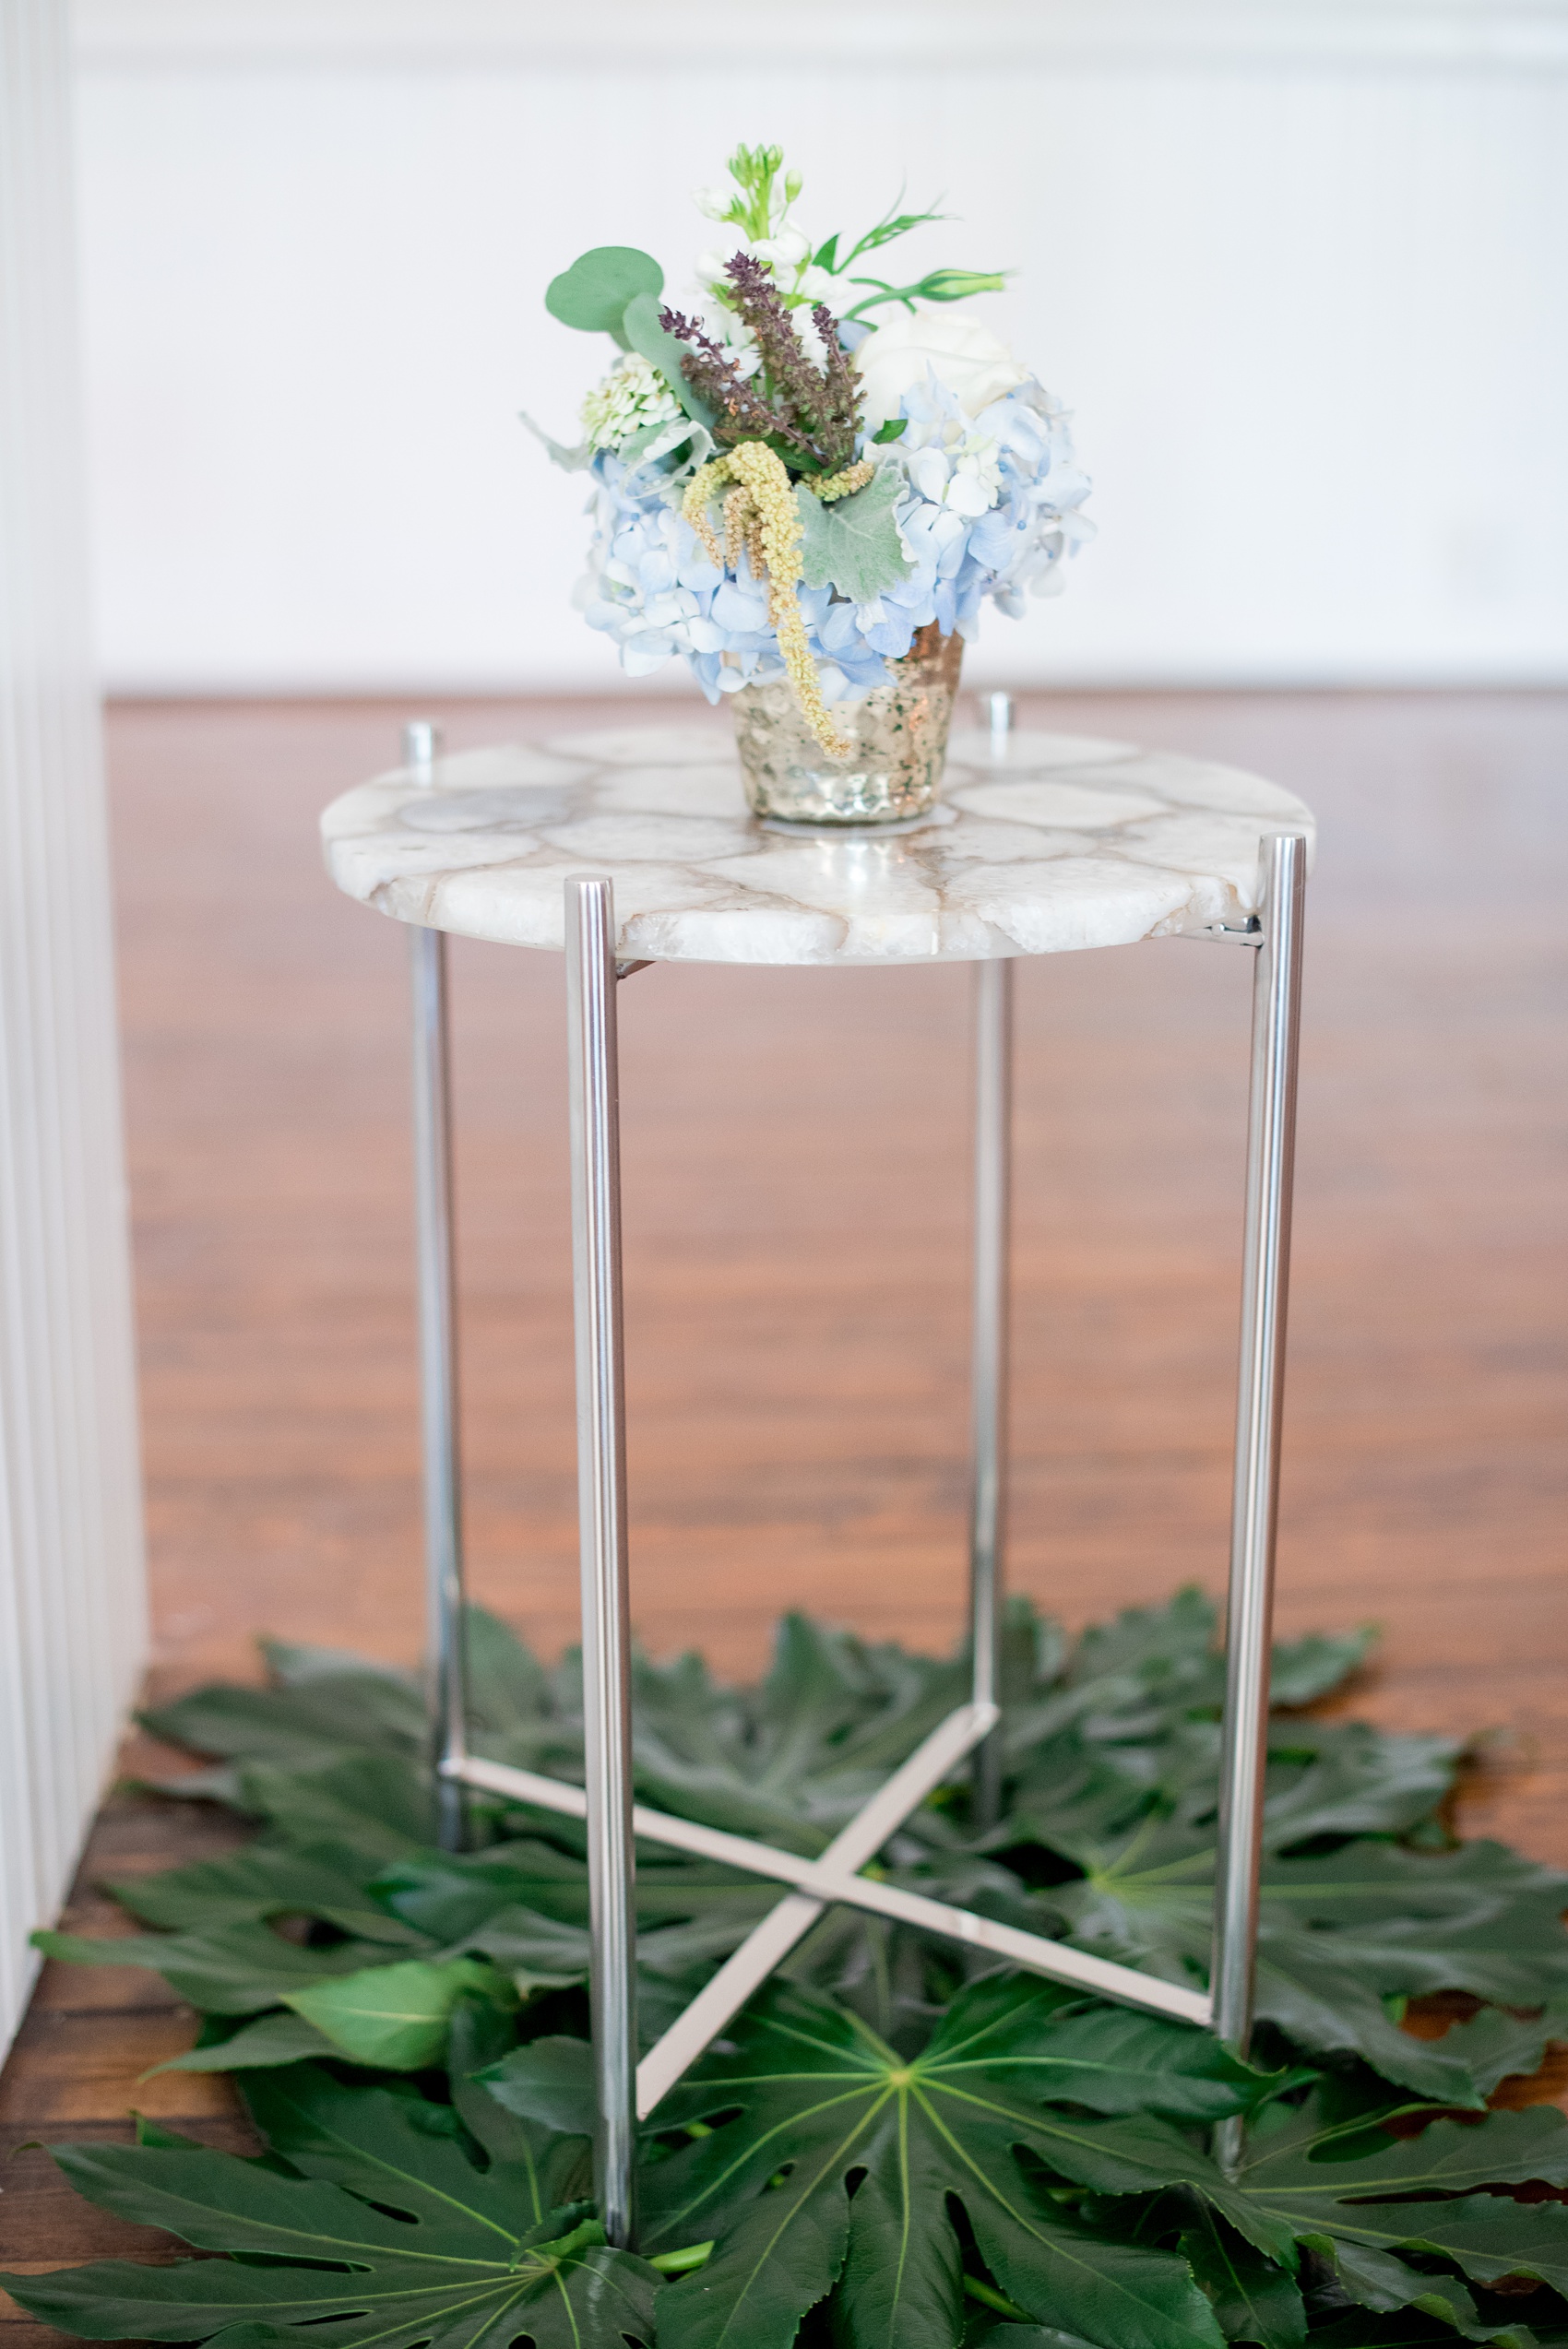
top-left (683, 444), bottom-right (871, 758)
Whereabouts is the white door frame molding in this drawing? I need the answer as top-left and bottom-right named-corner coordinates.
top-left (0, 0), bottom-right (147, 2055)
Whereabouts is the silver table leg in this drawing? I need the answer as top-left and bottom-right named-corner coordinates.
top-left (565, 874), bottom-right (637, 2249)
top-left (968, 955), bottom-right (1014, 1828)
top-left (406, 720), bottom-right (469, 1856)
top-left (1212, 830), bottom-right (1308, 2162)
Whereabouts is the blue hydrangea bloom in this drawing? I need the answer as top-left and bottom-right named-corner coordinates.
top-left (575, 369), bottom-right (1092, 704)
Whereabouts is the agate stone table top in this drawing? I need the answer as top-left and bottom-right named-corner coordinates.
top-left (320, 723), bottom-right (1315, 967)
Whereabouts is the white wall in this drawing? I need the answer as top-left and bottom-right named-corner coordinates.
top-left (1, 0), bottom-right (148, 2054)
top-left (75, 1), bottom-right (1568, 692)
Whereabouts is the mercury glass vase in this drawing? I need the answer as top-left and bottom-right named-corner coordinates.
top-left (731, 623), bottom-right (965, 826)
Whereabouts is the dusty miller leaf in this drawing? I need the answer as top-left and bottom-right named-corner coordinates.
top-left (797, 466), bottom-right (913, 605)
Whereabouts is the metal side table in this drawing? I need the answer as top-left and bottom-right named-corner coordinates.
top-left (321, 709), bottom-right (1313, 2243)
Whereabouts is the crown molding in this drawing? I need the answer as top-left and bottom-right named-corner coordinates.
top-left (74, 0), bottom-right (1568, 71)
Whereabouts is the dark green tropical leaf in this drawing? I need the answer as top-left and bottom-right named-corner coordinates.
top-left (234, 1754), bottom-right (437, 1858)
top-left (1427, 1999), bottom-right (1568, 2098)
top-left (106, 1840), bottom-right (425, 1944)
top-left (1306, 2316), bottom-right (1549, 2348)
top-left (1031, 1786), bottom-right (1567, 2101)
top-left (258, 1636), bottom-right (421, 1692)
top-left (148, 2009), bottom-right (342, 2073)
top-left (460, 1605), bottom-right (552, 1734)
top-left (282, 1955), bottom-right (510, 2070)
top-left (28, 1590), bottom-right (1568, 2349)
top-left (139, 1674), bottom-right (424, 1768)
top-left (33, 1920), bottom-right (416, 2016)
top-left (1041, 2091), bottom-right (1568, 2301)
top-left (374, 1839), bottom-right (775, 1943)
top-left (619, 1975), bottom-right (1272, 2349)
top-left (1, 2060), bottom-right (654, 2349)
top-left (1180, 2210), bottom-right (1306, 2345)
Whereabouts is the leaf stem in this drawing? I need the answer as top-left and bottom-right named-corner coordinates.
top-left (962, 2272), bottom-right (1033, 2321)
top-left (647, 2239), bottom-right (714, 2274)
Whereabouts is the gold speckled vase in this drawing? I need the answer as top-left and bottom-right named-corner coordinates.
top-left (731, 623), bottom-right (964, 827)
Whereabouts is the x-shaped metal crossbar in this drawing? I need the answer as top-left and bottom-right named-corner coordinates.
top-left (398, 719), bottom-right (1307, 2246)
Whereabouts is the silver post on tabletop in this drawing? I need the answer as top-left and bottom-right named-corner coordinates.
top-left (968, 954), bottom-right (1015, 1829)
top-left (1211, 830), bottom-right (1308, 2166)
top-left (406, 719), bottom-right (469, 1856)
top-left (985, 690), bottom-right (1015, 756)
top-left (564, 873), bottom-right (638, 2248)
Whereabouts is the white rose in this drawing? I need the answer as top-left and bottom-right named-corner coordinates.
top-left (853, 306), bottom-right (1028, 428)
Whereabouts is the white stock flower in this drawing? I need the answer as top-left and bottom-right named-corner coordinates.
top-left (754, 228), bottom-right (810, 269)
top-left (853, 306), bottom-right (1029, 427)
top-left (693, 184), bottom-right (732, 221)
top-left (695, 235), bottom-right (768, 288)
top-left (794, 265), bottom-right (837, 303)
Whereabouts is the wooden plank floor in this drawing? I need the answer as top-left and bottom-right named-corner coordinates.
top-left (3, 688), bottom-right (1565, 2324)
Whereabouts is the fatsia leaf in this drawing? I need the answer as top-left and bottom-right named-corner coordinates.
top-left (1307, 2319), bottom-right (1546, 2349)
top-left (33, 1920), bottom-right (418, 2016)
top-left (458, 1603), bottom-right (552, 1726)
top-left (259, 1636), bottom-right (420, 1692)
top-left (631, 1975), bottom-right (1266, 2349)
top-left (106, 1839), bottom-right (424, 1944)
top-left (235, 1754), bottom-right (436, 1858)
top-left (797, 467), bottom-right (913, 606)
top-left (374, 1839), bottom-right (775, 1943)
top-left (1, 2061), bottom-right (654, 2349)
top-left (630, 1611), bottom-right (964, 1855)
top-left (282, 1955), bottom-right (510, 2070)
top-left (1266, 1625), bottom-right (1378, 1710)
top-left (1428, 1998), bottom-right (1568, 2097)
top-left (1038, 1806), bottom-right (1568, 2101)
top-left (139, 1673), bottom-right (424, 1767)
top-left (1047, 2090), bottom-right (1568, 2295)
top-left (148, 2009), bottom-right (341, 2074)
top-left (1179, 2210), bottom-right (1306, 2346)
top-left (621, 291), bottom-right (715, 427)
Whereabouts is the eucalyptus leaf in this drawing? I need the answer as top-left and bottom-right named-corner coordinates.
top-left (546, 245), bottom-right (663, 345)
top-left (621, 290), bottom-right (715, 426)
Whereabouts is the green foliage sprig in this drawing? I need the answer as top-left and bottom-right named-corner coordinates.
top-left (660, 255), bottom-right (862, 480)
top-left (8, 1591), bottom-right (1568, 2349)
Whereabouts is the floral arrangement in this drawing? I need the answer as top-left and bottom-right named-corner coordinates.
top-left (532, 145), bottom-right (1092, 757)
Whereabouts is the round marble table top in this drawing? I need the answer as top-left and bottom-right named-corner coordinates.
top-left (320, 724), bottom-right (1315, 967)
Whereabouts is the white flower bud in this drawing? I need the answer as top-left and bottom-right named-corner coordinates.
top-left (693, 185), bottom-right (733, 222)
